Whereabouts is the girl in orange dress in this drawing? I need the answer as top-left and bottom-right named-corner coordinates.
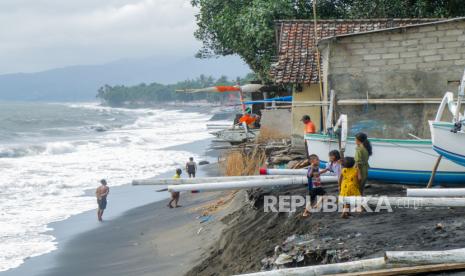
top-left (339, 157), bottom-right (361, 219)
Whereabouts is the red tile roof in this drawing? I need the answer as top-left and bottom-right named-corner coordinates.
top-left (271, 19), bottom-right (440, 84)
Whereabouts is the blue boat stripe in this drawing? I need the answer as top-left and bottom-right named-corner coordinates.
top-left (321, 160), bottom-right (465, 184)
top-left (434, 145), bottom-right (465, 159)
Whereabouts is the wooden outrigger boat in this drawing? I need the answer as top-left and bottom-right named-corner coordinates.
top-left (305, 133), bottom-right (465, 185)
top-left (177, 84), bottom-right (264, 144)
top-left (305, 91), bottom-right (465, 185)
top-left (211, 128), bottom-right (259, 144)
top-left (429, 69), bottom-right (465, 167)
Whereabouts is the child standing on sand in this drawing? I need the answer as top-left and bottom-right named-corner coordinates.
top-left (167, 168), bottom-right (182, 208)
top-left (302, 154), bottom-right (326, 217)
top-left (319, 150), bottom-right (342, 178)
top-left (339, 157), bottom-right (361, 219)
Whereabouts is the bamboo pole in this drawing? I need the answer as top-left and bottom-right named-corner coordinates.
top-left (168, 176), bottom-right (338, 192)
top-left (338, 98), bottom-right (442, 105)
top-left (407, 188), bottom-right (465, 197)
top-left (235, 257), bottom-right (387, 276)
top-left (426, 155), bottom-right (442, 188)
top-left (132, 175), bottom-right (300, 186)
top-left (259, 168), bottom-right (308, 175)
top-left (385, 248), bottom-right (465, 265)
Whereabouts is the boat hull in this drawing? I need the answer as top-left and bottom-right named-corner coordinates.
top-left (305, 134), bottom-right (465, 185)
top-left (430, 121), bottom-right (465, 167)
top-left (211, 128), bottom-right (259, 144)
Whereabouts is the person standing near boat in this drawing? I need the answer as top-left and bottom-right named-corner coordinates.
top-left (301, 115), bottom-right (316, 134)
top-left (355, 133), bottom-right (372, 195)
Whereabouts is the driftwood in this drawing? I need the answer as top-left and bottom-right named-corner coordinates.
top-left (328, 263), bottom-right (465, 276)
top-left (385, 248), bottom-right (465, 265)
top-left (237, 247), bottom-right (465, 276)
top-left (235, 257), bottom-right (387, 276)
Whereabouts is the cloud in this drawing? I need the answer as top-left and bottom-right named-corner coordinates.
top-left (0, 0), bottom-right (200, 74)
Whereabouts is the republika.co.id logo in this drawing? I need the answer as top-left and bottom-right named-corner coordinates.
top-left (262, 195), bottom-right (423, 213)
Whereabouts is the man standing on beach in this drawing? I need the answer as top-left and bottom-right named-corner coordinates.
top-left (96, 179), bottom-right (110, 222)
top-left (186, 157), bottom-right (197, 178)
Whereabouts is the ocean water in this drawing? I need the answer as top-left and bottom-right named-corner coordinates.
top-left (0, 102), bottom-right (217, 272)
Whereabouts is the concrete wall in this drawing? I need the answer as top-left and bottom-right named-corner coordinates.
top-left (291, 84), bottom-right (321, 147)
top-left (260, 108), bottom-right (292, 138)
top-left (323, 20), bottom-right (465, 138)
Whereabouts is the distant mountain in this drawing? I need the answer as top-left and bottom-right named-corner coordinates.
top-left (0, 56), bottom-right (250, 101)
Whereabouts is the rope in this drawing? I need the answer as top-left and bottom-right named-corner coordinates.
top-left (384, 142), bottom-right (438, 158)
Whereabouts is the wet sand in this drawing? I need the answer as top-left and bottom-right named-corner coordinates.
top-left (38, 188), bottom-right (230, 276)
top-left (1, 138), bottom-right (224, 276)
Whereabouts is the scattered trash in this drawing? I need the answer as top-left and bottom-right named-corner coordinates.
top-left (197, 227), bottom-right (203, 235)
top-left (274, 253), bottom-right (293, 265)
top-left (436, 223), bottom-right (444, 230)
top-left (274, 245), bottom-right (282, 255)
top-left (199, 215), bottom-right (213, 223)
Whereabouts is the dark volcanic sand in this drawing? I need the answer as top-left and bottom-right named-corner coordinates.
top-left (187, 183), bottom-right (465, 276)
top-left (37, 190), bottom-right (229, 276)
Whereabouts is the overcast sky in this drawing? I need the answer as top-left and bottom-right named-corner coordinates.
top-left (0, 0), bottom-right (203, 74)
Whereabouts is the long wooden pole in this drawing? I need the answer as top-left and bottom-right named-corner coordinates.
top-left (312, 0), bottom-right (325, 130)
top-left (342, 196), bottom-right (465, 208)
top-left (338, 98), bottom-right (442, 105)
top-left (426, 155), bottom-right (442, 188)
top-left (132, 175), bottom-right (300, 186)
top-left (407, 188), bottom-right (465, 197)
top-left (168, 176), bottom-right (338, 192)
top-left (260, 168), bottom-right (308, 175)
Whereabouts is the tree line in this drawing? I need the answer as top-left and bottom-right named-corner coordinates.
top-left (96, 73), bottom-right (256, 107)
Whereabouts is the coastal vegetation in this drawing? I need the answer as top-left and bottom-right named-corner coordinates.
top-left (191, 0), bottom-right (465, 81)
top-left (96, 73), bottom-right (256, 107)
top-left (221, 148), bottom-right (266, 176)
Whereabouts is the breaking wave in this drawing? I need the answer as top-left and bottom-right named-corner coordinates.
top-left (0, 103), bottom-right (213, 272)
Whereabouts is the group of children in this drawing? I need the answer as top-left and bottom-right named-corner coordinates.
top-left (302, 132), bottom-right (372, 219)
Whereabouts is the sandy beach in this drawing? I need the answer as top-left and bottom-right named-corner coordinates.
top-left (37, 186), bottom-right (234, 276)
top-left (1, 137), bottom-right (229, 276)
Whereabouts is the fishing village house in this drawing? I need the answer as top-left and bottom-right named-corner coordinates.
top-left (270, 18), bottom-right (465, 146)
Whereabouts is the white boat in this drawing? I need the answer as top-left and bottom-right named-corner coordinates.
top-left (304, 88), bottom-right (465, 185)
top-left (211, 128), bottom-right (259, 144)
top-left (305, 133), bottom-right (465, 185)
top-left (429, 69), bottom-right (465, 167)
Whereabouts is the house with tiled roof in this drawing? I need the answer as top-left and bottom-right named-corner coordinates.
top-left (270, 18), bottom-right (465, 143)
top-left (317, 17), bottom-right (465, 139)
